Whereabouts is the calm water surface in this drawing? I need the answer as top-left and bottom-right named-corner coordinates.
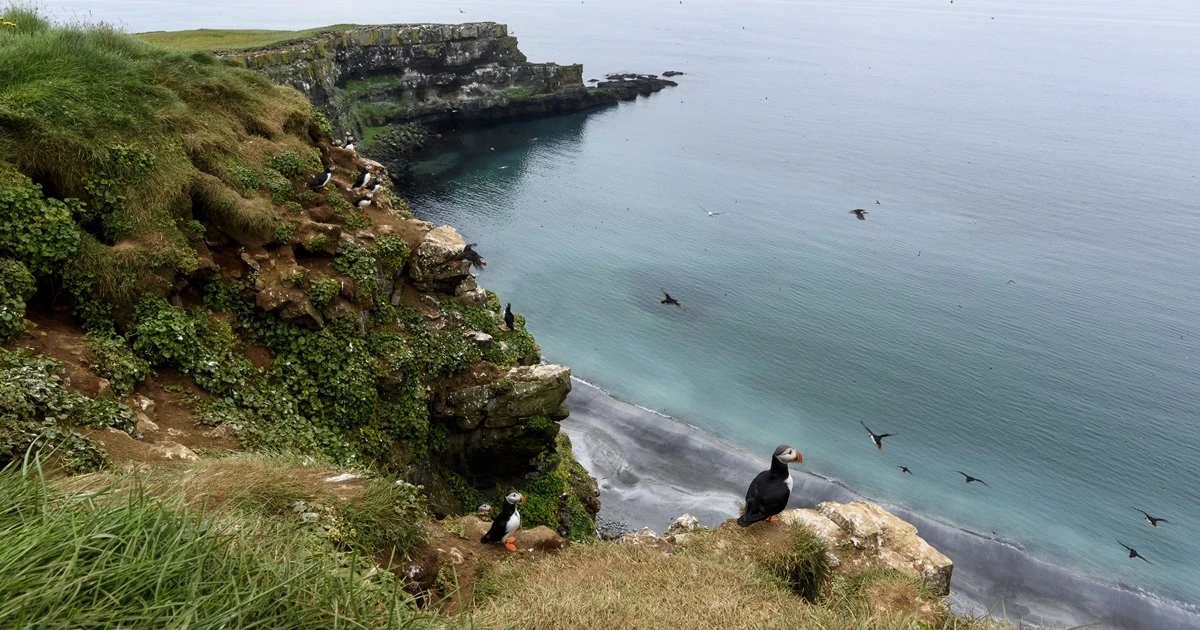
top-left (58, 0), bottom-right (1200, 618)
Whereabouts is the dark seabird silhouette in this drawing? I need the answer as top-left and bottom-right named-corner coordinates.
top-left (898, 466), bottom-right (912, 475)
top-left (875, 200), bottom-right (881, 205)
top-left (503, 302), bottom-right (515, 331)
top-left (1134, 508), bottom-right (1171, 527)
top-left (850, 208), bottom-right (869, 220)
top-left (860, 421), bottom-right (895, 451)
top-left (957, 471), bottom-right (990, 487)
top-left (660, 289), bottom-right (681, 307)
top-left (457, 243), bottom-right (487, 270)
top-left (458, 6), bottom-right (465, 13)
top-left (1007, 279), bottom-right (1015, 284)
top-left (1118, 541), bottom-right (1152, 563)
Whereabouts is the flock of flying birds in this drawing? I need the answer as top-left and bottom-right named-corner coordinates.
top-left (661, 201), bottom-right (1175, 564)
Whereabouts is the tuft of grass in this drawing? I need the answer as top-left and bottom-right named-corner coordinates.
top-left (0, 461), bottom-right (425, 629)
top-left (338, 479), bottom-right (429, 560)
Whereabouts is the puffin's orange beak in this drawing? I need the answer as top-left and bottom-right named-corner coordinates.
top-left (794, 452), bottom-right (803, 463)
top-left (520, 497), bottom-right (527, 504)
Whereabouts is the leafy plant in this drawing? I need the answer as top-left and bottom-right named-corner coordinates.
top-left (83, 331), bottom-right (151, 397)
top-left (308, 277), bottom-right (339, 309)
top-left (0, 172), bottom-right (83, 276)
top-left (0, 258), bottom-right (33, 343)
top-left (266, 150), bottom-right (306, 178)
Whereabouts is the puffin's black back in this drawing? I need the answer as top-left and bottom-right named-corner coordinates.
top-left (737, 454), bottom-right (791, 527)
top-left (481, 499), bottom-right (516, 543)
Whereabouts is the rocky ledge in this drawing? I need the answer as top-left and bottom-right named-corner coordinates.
top-left (223, 23), bottom-right (677, 137)
top-left (622, 502), bottom-right (954, 596)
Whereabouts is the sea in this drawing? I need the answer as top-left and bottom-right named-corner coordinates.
top-left (49, 0), bottom-right (1200, 627)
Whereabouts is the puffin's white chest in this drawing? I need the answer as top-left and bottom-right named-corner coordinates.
top-left (505, 509), bottom-right (521, 537)
top-left (784, 470), bottom-right (794, 492)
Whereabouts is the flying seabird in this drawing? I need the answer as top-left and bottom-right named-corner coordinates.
top-left (898, 466), bottom-right (912, 475)
top-left (850, 208), bottom-right (869, 220)
top-left (309, 164), bottom-right (334, 191)
top-left (699, 204), bottom-right (723, 217)
top-left (737, 445), bottom-right (803, 527)
top-left (503, 302), bottom-right (515, 331)
top-left (1118, 540), bottom-right (1152, 564)
top-left (458, 243), bottom-right (487, 270)
top-left (957, 471), bottom-right (990, 487)
top-left (860, 421), bottom-right (895, 451)
top-left (1134, 508), bottom-right (1170, 528)
top-left (481, 491), bottom-right (525, 552)
top-left (875, 200), bottom-right (881, 205)
top-left (660, 289), bottom-right (681, 307)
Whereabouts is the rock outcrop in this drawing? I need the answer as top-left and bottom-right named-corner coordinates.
top-left (221, 23), bottom-right (677, 137)
top-left (781, 501), bottom-right (954, 595)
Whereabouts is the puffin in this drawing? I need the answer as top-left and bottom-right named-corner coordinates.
top-left (1118, 540), bottom-right (1152, 564)
top-left (352, 166), bottom-right (373, 189)
top-left (737, 445), bottom-right (803, 527)
top-left (504, 302), bottom-right (515, 331)
top-left (860, 421), bottom-right (895, 451)
top-left (458, 243), bottom-right (487, 270)
top-left (956, 471), bottom-right (990, 487)
top-left (309, 164), bottom-right (334, 191)
top-left (849, 208), bottom-right (868, 220)
top-left (481, 491), bottom-right (525, 551)
top-left (1134, 508), bottom-right (1170, 528)
top-left (365, 180), bottom-right (383, 193)
top-left (660, 289), bottom-right (681, 307)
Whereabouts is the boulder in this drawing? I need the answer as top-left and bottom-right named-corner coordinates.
top-left (816, 501), bottom-right (954, 596)
top-left (484, 364), bottom-right (572, 428)
top-left (408, 225), bottom-right (472, 292)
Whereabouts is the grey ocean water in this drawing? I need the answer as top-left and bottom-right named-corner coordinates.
top-left (60, 0), bottom-right (1200, 625)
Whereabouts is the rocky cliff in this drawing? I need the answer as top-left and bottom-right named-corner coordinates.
top-left (219, 23), bottom-right (676, 150)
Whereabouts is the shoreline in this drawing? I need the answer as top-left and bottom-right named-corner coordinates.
top-left (561, 376), bottom-right (1200, 630)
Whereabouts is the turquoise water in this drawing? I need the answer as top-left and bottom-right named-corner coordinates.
top-left (67, 0), bottom-right (1200, 617)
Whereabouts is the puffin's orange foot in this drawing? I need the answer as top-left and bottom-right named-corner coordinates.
top-left (505, 536), bottom-right (516, 544)
top-left (766, 515), bottom-right (779, 523)
top-left (504, 542), bottom-right (518, 552)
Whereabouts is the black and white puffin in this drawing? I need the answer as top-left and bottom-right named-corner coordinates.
top-left (849, 208), bottom-right (869, 220)
top-left (309, 164), bottom-right (334, 191)
top-left (352, 166), bottom-right (373, 189)
top-left (481, 491), bottom-right (525, 551)
top-left (365, 180), bottom-right (383, 193)
top-left (737, 445), bottom-right (803, 527)
top-left (1134, 508), bottom-right (1170, 528)
top-left (503, 302), bottom-right (515, 331)
top-left (353, 192), bottom-right (373, 215)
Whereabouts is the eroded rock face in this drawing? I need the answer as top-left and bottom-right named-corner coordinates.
top-left (408, 225), bottom-right (471, 292)
top-left (435, 364), bottom-right (572, 482)
top-left (780, 501), bottom-right (954, 596)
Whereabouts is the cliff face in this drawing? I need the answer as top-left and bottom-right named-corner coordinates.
top-left (221, 23), bottom-right (675, 138)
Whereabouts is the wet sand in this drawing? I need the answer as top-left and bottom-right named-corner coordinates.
top-left (561, 378), bottom-right (1200, 630)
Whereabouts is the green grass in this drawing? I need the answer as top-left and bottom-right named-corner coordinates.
top-left (137, 24), bottom-right (363, 52)
top-left (0, 461), bottom-right (427, 628)
top-left (0, 7), bottom-right (322, 320)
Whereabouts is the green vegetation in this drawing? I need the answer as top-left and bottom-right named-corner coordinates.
top-left (516, 434), bottom-right (596, 542)
top-left (0, 7), bottom-right (322, 322)
top-left (0, 461), bottom-right (425, 628)
top-left (137, 24), bottom-right (362, 52)
top-left (441, 297), bottom-right (540, 368)
top-left (83, 330), bottom-right (151, 397)
top-left (0, 258), bottom-right (33, 342)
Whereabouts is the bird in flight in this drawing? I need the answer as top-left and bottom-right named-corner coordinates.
top-left (897, 466), bottom-right (912, 475)
top-left (875, 200), bottom-right (881, 205)
top-left (458, 7), bottom-right (466, 13)
top-left (699, 205), bottom-right (723, 217)
top-left (957, 471), bottom-right (990, 486)
top-left (850, 208), bottom-right (869, 220)
top-left (1118, 541), bottom-right (1152, 563)
top-left (1134, 508), bottom-right (1171, 528)
top-left (860, 421), bottom-right (895, 451)
top-left (660, 289), bottom-right (682, 307)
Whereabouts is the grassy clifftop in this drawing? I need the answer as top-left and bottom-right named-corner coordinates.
top-left (138, 24), bottom-right (362, 52)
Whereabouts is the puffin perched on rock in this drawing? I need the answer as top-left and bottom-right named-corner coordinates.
top-left (352, 165), bottom-right (373, 189)
top-left (738, 445), bottom-right (802, 527)
top-left (503, 302), bottom-right (515, 331)
top-left (481, 491), bottom-right (525, 551)
top-left (309, 164), bottom-right (334, 191)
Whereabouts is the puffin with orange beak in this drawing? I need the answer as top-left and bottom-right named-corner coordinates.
top-left (738, 445), bottom-right (802, 527)
top-left (481, 491), bottom-right (525, 551)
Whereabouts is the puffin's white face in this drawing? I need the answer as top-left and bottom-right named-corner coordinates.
top-left (775, 446), bottom-right (803, 464)
top-left (506, 492), bottom-right (526, 505)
